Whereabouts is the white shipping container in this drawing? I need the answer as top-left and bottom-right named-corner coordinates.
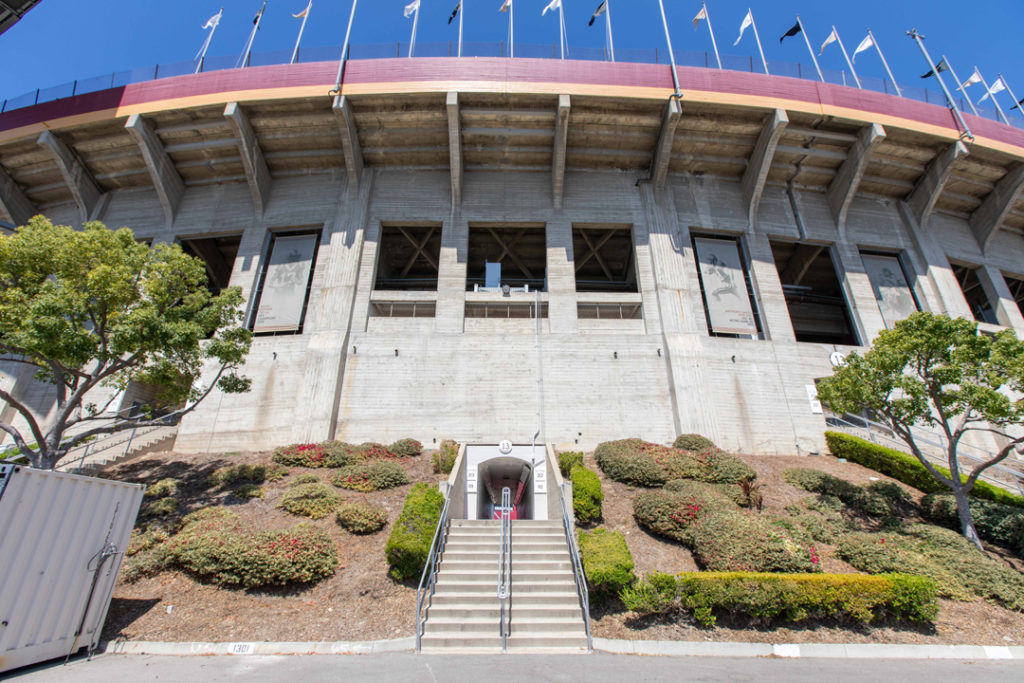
top-left (0, 464), bottom-right (144, 674)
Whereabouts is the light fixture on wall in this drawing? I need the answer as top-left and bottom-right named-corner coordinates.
top-left (394, 349), bottom-right (399, 357)
top-left (613, 351), bottom-right (618, 359)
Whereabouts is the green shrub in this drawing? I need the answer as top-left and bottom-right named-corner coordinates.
top-left (356, 442), bottom-right (392, 459)
top-left (557, 451), bottom-right (584, 478)
top-left (779, 511), bottom-right (845, 545)
top-left (142, 496), bottom-right (178, 518)
top-left (290, 473), bottom-right (321, 486)
top-left (825, 432), bottom-right (1024, 508)
top-left (322, 441), bottom-right (365, 468)
top-left (209, 463), bottom-right (287, 488)
top-left (279, 483), bottom-right (342, 519)
top-left (232, 484), bottom-right (264, 499)
top-left (634, 483), bottom-right (737, 543)
top-left (578, 528), bottom-right (635, 602)
top-left (673, 434), bottom-right (716, 452)
top-left (866, 481), bottom-right (914, 514)
top-left (127, 526), bottom-right (169, 556)
top-left (689, 511), bottom-right (820, 573)
top-left (570, 465), bottom-right (603, 523)
top-left (331, 461), bottom-right (409, 492)
top-left (622, 572), bottom-right (938, 626)
top-left (837, 524), bottom-right (1024, 610)
top-left (273, 443), bottom-right (330, 468)
top-left (921, 493), bottom-right (1024, 557)
top-left (161, 506), bottom-right (338, 588)
top-left (386, 483), bottom-right (445, 580)
top-left (432, 439), bottom-right (458, 474)
top-left (594, 439), bottom-right (668, 487)
top-left (144, 478), bottom-right (179, 498)
top-left (783, 468), bottom-right (894, 516)
top-left (389, 439), bottom-right (423, 457)
top-left (336, 502), bottom-right (389, 534)
top-left (121, 546), bottom-right (171, 583)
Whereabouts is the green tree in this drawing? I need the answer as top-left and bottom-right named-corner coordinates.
top-left (0, 217), bottom-right (252, 470)
top-left (817, 312), bottom-right (1024, 550)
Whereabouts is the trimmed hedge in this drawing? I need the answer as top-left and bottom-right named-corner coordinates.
top-left (673, 434), bottom-right (716, 452)
top-left (570, 465), bottom-right (603, 523)
top-left (557, 451), bottom-right (584, 478)
top-left (595, 438), bottom-right (755, 488)
top-left (825, 431), bottom-right (1024, 509)
top-left (336, 501), bottom-right (389, 534)
top-left (432, 439), bottom-right (458, 474)
top-left (621, 572), bottom-right (939, 626)
top-left (921, 493), bottom-right (1024, 557)
top-left (579, 528), bottom-right (635, 602)
top-left (386, 483), bottom-right (445, 580)
top-left (783, 468), bottom-right (896, 516)
top-left (331, 461), bottom-right (409, 492)
top-left (279, 483), bottom-right (342, 519)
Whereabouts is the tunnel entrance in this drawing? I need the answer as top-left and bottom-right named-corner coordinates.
top-left (475, 457), bottom-right (534, 521)
top-left (462, 444), bottom-right (548, 521)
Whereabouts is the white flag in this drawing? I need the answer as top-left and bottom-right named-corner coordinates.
top-left (404, 0), bottom-right (420, 19)
top-left (819, 28), bottom-right (837, 55)
top-left (963, 70), bottom-right (983, 88)
top-left (293, 1), bottom-right (311, 19)
top-left (980, 77), bottom-right (1006, 102)
top-left (852, 34), bottom-right (874, 63)
top-left (542, 0), bottom-right (561, 16)
top-left (733, 10), bottom-right (753, 46)
top-left (500, 0), bottom-right (512, 12)
top-left (693, 6), bottom-right (707, 29)
top-left (589, 1), bottom-right (606, 26)
top-left (202, 10), bottom-right (222, 30)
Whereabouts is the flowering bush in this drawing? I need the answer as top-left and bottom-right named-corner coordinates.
top-left (432, 439), bottom-right (458, 474)
top-left (633, 482), bottom-right (738, 543)
top-left (388, 439), bottom-right (423, 457)
top-left (273, 443), bottom-right (330, 468)
top-left (688, 510), bottom-right (819, 573)
top-left (336, 501), bottom-right (389, 534)
top-left (279, 483), bottom-right (342, 519)
top-left (595, 438), bottom-right (755, 487)
top-left (331, 461), bottom-right (409, 492)
top-left (672, 434), bottom-right (716, 452)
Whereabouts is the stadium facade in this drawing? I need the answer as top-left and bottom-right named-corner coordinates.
top-left (2, 56), bottom-right (1024, 456)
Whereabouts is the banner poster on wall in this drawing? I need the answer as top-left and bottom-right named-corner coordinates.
top-left (861, 254), bottom-right (918, 329)
top-left (253, 234), bottom-right (317, 333)
top-left (694, 237), bottom-right (757, 336)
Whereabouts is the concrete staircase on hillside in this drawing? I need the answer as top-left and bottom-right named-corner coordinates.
top-left (56, 425), bottom-right (178, 473)
top-left (420, 519), bottom-right (589, 652)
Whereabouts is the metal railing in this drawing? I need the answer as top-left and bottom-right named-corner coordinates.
top-left (414, 490), bottom-right (452, 652)
top-left (3, 42), bottom-right (1021, 131)
top-left (558, 481), bottom-right (592, 651)
top-left (827, 413), bottom-right (1024, 496)
top-left (497, 486), bottom-right (512, 652)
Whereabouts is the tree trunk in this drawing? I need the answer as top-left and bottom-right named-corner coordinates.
top-left (952, 485), bottom-right (984, 551)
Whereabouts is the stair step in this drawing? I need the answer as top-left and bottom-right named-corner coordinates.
top-left (426, 606), bottom-right (583, 621)
top-left (428, 592), bottom-right (580, 607)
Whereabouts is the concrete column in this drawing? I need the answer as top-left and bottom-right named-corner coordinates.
top-left (638, 183), bottom-right (690, 335)
top-left (545, 217), bottom-right (577, 334)
top-left (977, 265), bottom-right (1024, 335)
top-left (435, 211), bottom-right (467, 333)
top-left (900, 204), bottom-right (973, 320)
top-left (744, 233), bottom-right (796, 342)
top-left (833, 241), bottom-right (887, 345)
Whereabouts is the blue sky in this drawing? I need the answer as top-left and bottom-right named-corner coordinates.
top-left (2, 0), bottom-right (1023, 113)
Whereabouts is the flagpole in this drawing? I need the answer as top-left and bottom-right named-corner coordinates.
top-left (604, 0), bottom-right (615, 62)
top-left (291, 3), bottom-right (311, 65)
top-left (332, 0), bottom-right (359, 94)
top-left (558, 3), bottom-right (565, 59)
top-left (510, 1), bottom-right (514, 58)
top-left (458, 1), bottom-right (463, 57)
top-left (832, 27), bottom-right (860, 89)
top-left (656, 0), bottom-right (680, 96)
top-left (703, 3), bottom-right (721, 69)
top-left (196, 9), bottom-right (222, 74)
top-left (240, 0), bottom-right (267, 68)
top-left (867, 30), bottom-right (900, 97)
top-left (409, 3), bottom-right (420, 58)
top-left (749, 11), bottom-right (768, 76)
top-left (976, 69), bottom-right (1010, 124)
top-left (795, 16), bottom-right (824, 82)
top-left (906, 30), bottom-right (972, 139)
top-left (943, 56), bottom-right (978, 116)
top-left (998, 74), bottom-right (1024, 121)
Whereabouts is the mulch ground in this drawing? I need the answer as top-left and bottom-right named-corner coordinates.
top-left (99, 447), bottom-right (1024, 646)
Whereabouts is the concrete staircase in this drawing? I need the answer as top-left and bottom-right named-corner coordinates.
top-left (57, 425), bottom-right (178, 473)
top-left (420, 519), bottom-right (589, 653)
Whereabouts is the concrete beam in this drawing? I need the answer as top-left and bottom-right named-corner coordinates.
top-left (446, 91), bottom-right (462, 208)
top-left (224, 102), bottom-right (271, 216)
top-left (0, 163), bottom-right (36, 226)
top-left (826, 123), bottom-right (886, 231)
top-left (742, 109), bottom-right (788, 228)
top-left (651, 98), bottom-right (682, 191)
top-left (906, 140), bottom-right (968, 228)
top-left (552, 94), bottom-right (570, 209)
top-left (125, 113), bottom-right (185, 224)
top-left (332, 94), bottom-right (364, 190)
top-left (780, 243), bottom-right (825, 287)
top-left (969, 162), bottom-right (1024, 253)
top-left (37, 130), bottom-right (103, 222)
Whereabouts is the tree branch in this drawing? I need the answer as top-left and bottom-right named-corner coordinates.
top-left (964, 437), bottom-right (1024, 491)
top-left (890, 420), bottom-right (956, 488)
top-left (0, 387), bottom-right (48, 460)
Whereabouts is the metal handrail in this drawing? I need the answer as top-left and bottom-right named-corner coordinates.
top-left (497, 486), bottom-right (512, 652)
top-left (558, 481), bottom-right (592, 651)
top-left (828, 414), bottom-right (1024, 495)
top-left (414, 490), bottom-right (452, 652)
